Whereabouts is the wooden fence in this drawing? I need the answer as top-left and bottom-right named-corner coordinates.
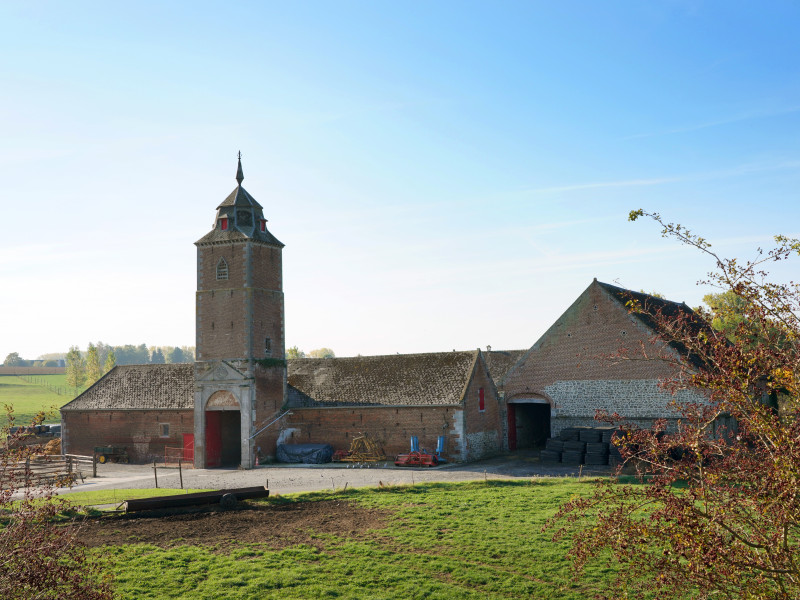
top-left (2, 454), bottom-right (96, 487)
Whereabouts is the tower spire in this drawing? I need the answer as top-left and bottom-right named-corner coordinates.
top-left (236, 151), bottom-right (244, 185)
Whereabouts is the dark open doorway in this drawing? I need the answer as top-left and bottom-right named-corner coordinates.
top-left (508, 402), bottom-right (550, 450)
top-left (205, 411), bottom-right (241, 468)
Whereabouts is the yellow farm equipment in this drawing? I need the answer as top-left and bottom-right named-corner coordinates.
top-left (337, 433), bottom-right (386, 462)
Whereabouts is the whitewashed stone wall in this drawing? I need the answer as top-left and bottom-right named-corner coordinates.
top-left (544, 379), bottom-right (705, 436)
top-left (465, 430), bottom-right (501, 461)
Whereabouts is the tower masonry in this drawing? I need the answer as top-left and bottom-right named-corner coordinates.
top-left (193, 155), bottom-right (286, 468)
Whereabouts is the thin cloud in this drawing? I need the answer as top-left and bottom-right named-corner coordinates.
top-left (526, 177), bottom-right (681, 194)
top-left (622, 105), bottom-right (800, 141)
top-left (526, 159), bottom-right (800, 196)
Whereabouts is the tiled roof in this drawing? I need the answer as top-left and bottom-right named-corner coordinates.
top-left (60, 364), bottom-right (194, 411)
top-left (287, 351), bottom-right (479, 407)
top-left (484, 350), bottom-right (526, 382)
top-left (195, 226), bottom-right (284, 247)
top-left (598, 281), bottom-right (712, 368)
top-left (217, 185), bottom-right (262, 209)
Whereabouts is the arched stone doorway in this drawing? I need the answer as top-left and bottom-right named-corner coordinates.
top-left (205, 391), bottom-right (241, 467)
top-left (507, 396), bottom-right (552, 451)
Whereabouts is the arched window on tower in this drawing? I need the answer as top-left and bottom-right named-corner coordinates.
top-left (216, 257), bottom-right (229, 280)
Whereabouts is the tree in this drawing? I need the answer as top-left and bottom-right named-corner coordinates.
top-left (286, 346), bottom-right (306, 359)
top-left (36, 352), bottom-right (66, 362)
top-left (65, 346), bottom-right (85, 389)
top-left (150, 347), bottom-right (165, 364)
top-left (103, 349), bottom-right (116, 374)
top-left (0, 408), bottom-right (112, 599)
top-left (3, 352), bottom-right (22, 366)
top-left (702, 290), bottom-right (751, 342)
top-left (166, 346), bottom-right (186, 364)
top-left (113, 344), bottom-right (149, 365)
top-left (85, 343), bottom-right (101, 385)
top-left (551, 210), bottom-right (800, 600)
top-left (308, 347), bottom-right (335, 358)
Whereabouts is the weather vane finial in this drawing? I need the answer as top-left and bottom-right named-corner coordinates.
top-left (236, 151), bottom-right (244, 185)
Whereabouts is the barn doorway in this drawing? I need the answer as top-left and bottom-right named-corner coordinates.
top-left (205, 411), bottom-right (241, 467)
top-left (205, 391), bottom-right (242, 468)
top-left (507, 400), bottom-right (550, 450)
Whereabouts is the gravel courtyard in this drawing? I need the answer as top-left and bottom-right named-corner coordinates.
top-left (57, 451), bottom-right (615, 498)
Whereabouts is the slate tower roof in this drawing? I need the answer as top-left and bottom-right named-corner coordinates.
top-left (195, 153), bottom-right (284, 247)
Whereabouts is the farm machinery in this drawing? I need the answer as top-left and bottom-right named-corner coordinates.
top-left (394, 435), bottom-right (446, 468)
top-left (334, 433), bottom-right (387, 462)
top-left (94, 445), bottom-right (129, 464)
top-left (394, 451), bottom-right (439, 467)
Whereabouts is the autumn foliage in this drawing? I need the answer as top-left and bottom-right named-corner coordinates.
top-left (0, 409), bottom-right (112, 599)
top-left (550, 211), bottom-right (800, 599)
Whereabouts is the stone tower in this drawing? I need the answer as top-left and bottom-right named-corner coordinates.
top-left (193, 154), bottom-right (286, 468)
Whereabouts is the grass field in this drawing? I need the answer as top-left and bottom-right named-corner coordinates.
top-left (83, 479), bottom-right (626, 599)
top-left (0, 374), bottom-right (86, 426)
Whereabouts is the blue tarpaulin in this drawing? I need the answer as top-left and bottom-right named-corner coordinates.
top-left (276, 443), bottom-right (334, 464)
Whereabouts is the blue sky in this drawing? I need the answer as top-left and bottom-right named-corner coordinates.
top-left (2, 1), bottom-right (799, 359)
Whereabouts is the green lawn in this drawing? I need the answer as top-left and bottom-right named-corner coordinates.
top-left (0, 374), bottom-right (86, 426)
top-left (62, 489), bottom-right (214, 507)
top-left (93, 479), bottom-right (626, 599)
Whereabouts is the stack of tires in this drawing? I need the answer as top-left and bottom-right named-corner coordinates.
top-left (538, 426), bottom-right (628, 467)
top-left (561, 440), bottom-right (586, 465)
top-left (584, 442), bottom-right (609, 465)
top-left (540, 438), bottom-right (564, 462)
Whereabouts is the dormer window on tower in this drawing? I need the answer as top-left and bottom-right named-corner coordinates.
top-left (219, 217), bottom-right (228, 231)
top-left (260, 219), bottom-right (267, 232)
top-left (216, 257), bottom-right (229, 280)
top-left (237, 210), bottom-right (252, 227)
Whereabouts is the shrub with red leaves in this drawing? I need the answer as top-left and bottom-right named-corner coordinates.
top-left (0, 409), bottom-right (112, 600)
top-left (549, 211), bottom-right (800, 600)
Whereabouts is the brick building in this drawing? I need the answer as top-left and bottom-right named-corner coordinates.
top-left (61, 364), bottom-right (194, 462)
top-left (61, 157), bottom-right (701, 466)
top-left (499, 279), bottom-right (706, 448)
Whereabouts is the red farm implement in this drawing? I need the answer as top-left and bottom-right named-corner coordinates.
top-left (394, 451), bottom-right (439, 467)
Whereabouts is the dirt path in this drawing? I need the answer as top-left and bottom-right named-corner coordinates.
top-left (77, 500), bottom-right (388, 550)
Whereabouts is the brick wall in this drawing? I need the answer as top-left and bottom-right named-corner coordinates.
top-left (462, 355), bottom-right (504, 460)
top-left (275, 405), bottom-right (465, 461)
top-left (502, 281), bottom-right (698, 437)
top-left (62, 410), bottom-right (194, 463)
top-left (251, 364), bottom-right (288, 457)
top-left (196, 243), bottom-right (284, 362)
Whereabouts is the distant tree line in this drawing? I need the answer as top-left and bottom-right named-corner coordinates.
top-left (58, 343), bottom-right (195, 389)
top-left (285, 346), bottom-right (335, 359)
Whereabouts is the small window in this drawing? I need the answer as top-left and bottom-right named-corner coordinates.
top-left (265, 337), bottom-right (272, 356)
top-left (220, 217), bottom-right (228, 231)
top-left (260, 219), bottom-right (267, 232)
top-left (216, 257), bottom-right (229, 280)
top-left (159, 423), bottom-right (170, 438)
top-left (479, 387), bottom-right (485, 412)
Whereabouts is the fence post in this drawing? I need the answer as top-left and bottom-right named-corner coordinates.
top-left (25, 456), bottom-right (30, 488)
top-left (153, 460), bottom-right (158, 488)
top-left (67, 456), bottom-right (72, 475)
top-left (93, 453), bottom-right (97, 478)
top-left (178, 460), bottom-right (183, 489)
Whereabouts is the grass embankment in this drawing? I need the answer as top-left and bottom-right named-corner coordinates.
top-left (90, 479), bottom-right (624, 599)
top-left (63, 489), bottom-right (214, 508)
top-left (0, 374), bottom-right (86, 426)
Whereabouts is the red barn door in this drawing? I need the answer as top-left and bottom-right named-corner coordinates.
top-left (507, 404), bottom-right (517, 451)
top-left (205, 412), bottom-right (221, 467)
